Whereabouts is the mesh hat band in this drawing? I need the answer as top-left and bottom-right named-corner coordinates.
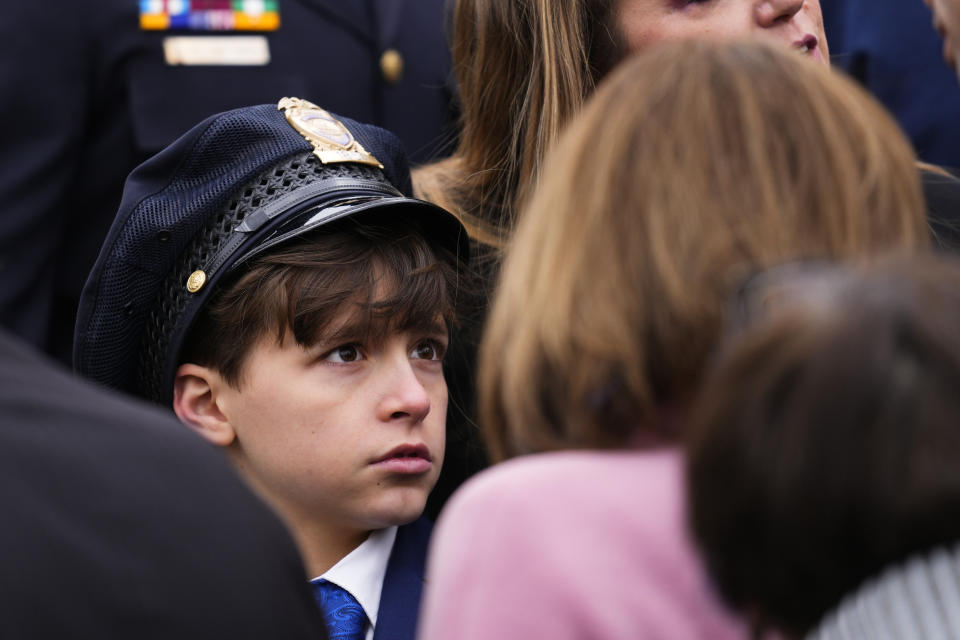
top-left (201, 177), bottom-right (400, 279)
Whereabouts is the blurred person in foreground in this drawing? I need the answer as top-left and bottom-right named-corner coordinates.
top-left (0, 326), bottom-right (328, 638)
top-left (411, 0), bottom-right (960, 487)
top-left (687, 255), bottom-right (960, 639)
top-left (418, 39), bottom-right (929, 640)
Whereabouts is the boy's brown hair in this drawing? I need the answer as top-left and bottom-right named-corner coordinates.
top-left (181, 213), bottom-right (465, 388)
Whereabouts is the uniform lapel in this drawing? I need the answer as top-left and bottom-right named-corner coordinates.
top-left (373, 0), bottom-right (405, 47)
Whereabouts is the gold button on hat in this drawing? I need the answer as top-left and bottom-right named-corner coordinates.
top-left (186, 270), bottom-right (207, 293)
top-left (380, 49), bottom-right (404, 85)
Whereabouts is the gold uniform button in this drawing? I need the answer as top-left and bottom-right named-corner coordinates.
top-left (380, 49), bottom-right (404, 85)
top-left (186, 270), bottom-right (207, 293)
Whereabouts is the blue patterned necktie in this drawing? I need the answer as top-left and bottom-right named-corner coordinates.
top-left (311, 579), bottom-right (368, 640)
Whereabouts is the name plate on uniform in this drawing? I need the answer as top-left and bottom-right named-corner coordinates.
top-left (163, 36), bottom-right (270, 66)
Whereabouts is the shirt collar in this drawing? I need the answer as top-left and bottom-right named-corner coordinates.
top-left (311, 526), bottom-right (398, 630)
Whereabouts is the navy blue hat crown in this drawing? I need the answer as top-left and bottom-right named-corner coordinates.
top-left (74, 99), bottom-right (466, 404)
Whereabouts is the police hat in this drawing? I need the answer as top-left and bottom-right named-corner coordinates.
top-left (74, 98), bottom-right (468, 405)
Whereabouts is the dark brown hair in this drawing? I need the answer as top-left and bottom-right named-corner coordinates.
top-left (687, 255), bottom-right (960, 637)
top-left (180, 214), bottom-right (465, 387)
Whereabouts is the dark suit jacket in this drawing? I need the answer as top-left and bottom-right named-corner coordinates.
top-left (0, 0), bottom-right (456, 363)
top-left (376, 516), bottom-right (434, 640)
top-left (0, 327), bottom-right (328, 638)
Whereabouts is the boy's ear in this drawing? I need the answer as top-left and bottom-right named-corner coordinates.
top-left (173, 363), bottom-right (236, 447)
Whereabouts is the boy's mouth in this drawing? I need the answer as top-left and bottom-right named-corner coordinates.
top-left (370, 444), bottom-right (433, 474)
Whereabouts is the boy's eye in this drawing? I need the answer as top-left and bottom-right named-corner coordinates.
top-left (324, 344), bottom-right (364, 363)
top-left (410, 339), bottom-right (445, 361)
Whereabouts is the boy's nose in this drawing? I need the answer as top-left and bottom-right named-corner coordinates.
top-left (756, 0), bottom-right (804, 27)
top-left (377, 361), bottom-right (432, 424)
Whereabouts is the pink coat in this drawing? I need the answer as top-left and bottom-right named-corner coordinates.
top-left (419, 449), bottom-right (746, 639)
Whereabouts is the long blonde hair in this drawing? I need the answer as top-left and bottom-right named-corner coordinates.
top-left (479, 40), bottom-right (930, 462)
top-left (413, 0), bottom-right (618, 248)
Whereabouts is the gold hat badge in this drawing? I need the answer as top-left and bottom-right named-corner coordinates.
top-left (278, 97), bottom-right (383, 168)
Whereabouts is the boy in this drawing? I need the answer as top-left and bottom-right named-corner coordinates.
top-left (74, 98), bottom-right (469, 640)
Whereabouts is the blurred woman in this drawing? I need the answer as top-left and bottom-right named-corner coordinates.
top-left (413, 0), bottom-right (828, 248)
top-left (417, 39), bottom-right (928, 640)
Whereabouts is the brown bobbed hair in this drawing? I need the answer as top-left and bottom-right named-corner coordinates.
top-left (478, 39), bottom-right (929, 462)
top-left (413, 0), bottom-right (619, 246)
top-left (686, 255), bottom-right (960, 637)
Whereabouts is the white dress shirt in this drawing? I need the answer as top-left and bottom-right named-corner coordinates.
top-left (310, 526), bottom-right (398, 640)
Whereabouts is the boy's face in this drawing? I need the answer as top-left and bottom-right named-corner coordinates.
top-left (215, 309), bottom-right (448, 535)
top-left (617, 0), bottom-right (828, 65)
